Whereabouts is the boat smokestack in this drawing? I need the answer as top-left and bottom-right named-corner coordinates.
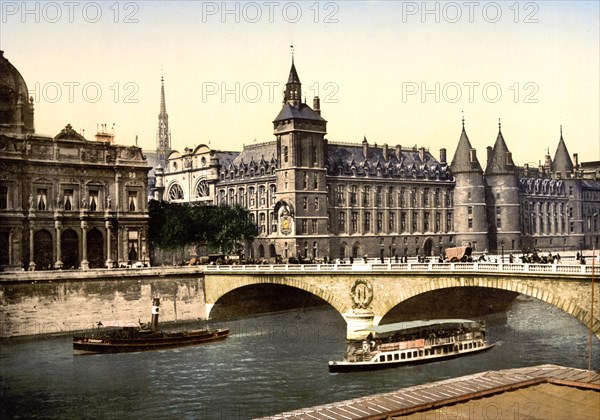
top-left (151, 297), bottom-right (160, 331)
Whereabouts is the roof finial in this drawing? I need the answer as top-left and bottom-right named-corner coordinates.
top-left (498, 117), bottom-right (501, 132)
top-left (560, 124), bottom-right (563, 137)
top-left (461, 111), bottom-right (465, 129)
top-left (290, 44), bottom-right (294, 64)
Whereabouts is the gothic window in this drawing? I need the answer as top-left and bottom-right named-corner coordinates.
top-left (37, 188), bottom-right (47, 210)
top-left (284, 146), bottom-right (289, 163)
top-left (364, 212), bottom-right (371, 232)
top-left (64, 189), bottom-right (73, 211)
top-left (351, 212), bottom-right (358, 232)
top-left (89, 190), bottom-right (98, 211)
top-left (128, 191), bottom-right (137, 211)
top-left (312, 220), bottom-right (318, 234)
top-left (168, 184), bottom-right (184, 201)
top-left (195, 180), bottom-right (209, 197)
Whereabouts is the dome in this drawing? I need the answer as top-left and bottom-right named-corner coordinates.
top-left (0, 50), bottom-right (35, 135)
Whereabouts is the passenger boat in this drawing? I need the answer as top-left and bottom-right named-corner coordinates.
top-left (329, 319), bottom-right (493, 372)
top-left (73, 298), bottom-right (229, 354)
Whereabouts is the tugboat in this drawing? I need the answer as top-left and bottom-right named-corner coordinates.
top-left (73, 298), bottom-right (229, 354)
top-left (329, 319), bottom-right (493, 372)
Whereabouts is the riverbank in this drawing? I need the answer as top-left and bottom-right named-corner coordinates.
top-left (260, 364), bottom-right (600, 419)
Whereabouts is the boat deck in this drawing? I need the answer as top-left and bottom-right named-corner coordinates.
top-left (257, 364), bottom-right (600, 420)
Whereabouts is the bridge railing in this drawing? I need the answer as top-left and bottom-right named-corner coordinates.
top-left (203, 262), bottom-right (598, 275)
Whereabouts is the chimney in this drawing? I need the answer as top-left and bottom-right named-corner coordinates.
top-left (150, 297), bottom-right (160, 331)
top-left (523, 163), bottom-right (529, 177)
top-left (418, 146), bottom-right (425, 162)
top-left (95, 123), bottom-right (115, 143)
top-left (395, 145), bottom-right (402, 160)
top-left (362, 137), bottom-right (368, 159)
top-left (439, 148), bottom-right (447, 164)
top-left (382, 143), bottom-right (388, 160)
top-left (506, 151), bottom-right (513, 166)
top-left (486, 146), bottom-right (493, 164)
top-left (573, 153), bottom-right (579, 172)
top-left (313, 96), bottom-right (320, 115)
top-left (469, 148), bottom-right (477, 163)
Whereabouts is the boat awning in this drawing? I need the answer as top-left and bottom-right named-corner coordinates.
top-left (97, 320), bottom-right (140, 328)
top-left (355, 319), bottom-right (479, 336)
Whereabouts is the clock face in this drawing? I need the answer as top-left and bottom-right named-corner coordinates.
top-left (280, 216), bottom-right (292, 235)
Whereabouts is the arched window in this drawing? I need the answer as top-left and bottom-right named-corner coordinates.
top-left (168, 183), bottom-right (184, 201)
top-left (195, 179), bottom-right (209, 198)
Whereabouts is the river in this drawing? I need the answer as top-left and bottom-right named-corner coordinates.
top-left (1, 297), bottom-right (598, 419)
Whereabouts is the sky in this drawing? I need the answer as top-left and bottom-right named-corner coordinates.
top-left (1, 0), bottom-right (599, 167)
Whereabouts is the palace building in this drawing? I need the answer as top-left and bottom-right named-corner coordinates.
top-left (153, 56), bottom-right (600, 261)
top-left (0, 51), bottom-right (150, 271)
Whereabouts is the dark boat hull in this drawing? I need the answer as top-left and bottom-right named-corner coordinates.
top-left (73, 328), bottom-right (229, 354)
top-left (329, 344), bottom-right (494, 373)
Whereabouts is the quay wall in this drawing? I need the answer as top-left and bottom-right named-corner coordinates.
top-left (0, 267), bottom-right (206, 338)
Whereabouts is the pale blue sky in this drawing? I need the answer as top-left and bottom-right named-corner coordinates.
top-left (2, 1), bottom-right (598, 166)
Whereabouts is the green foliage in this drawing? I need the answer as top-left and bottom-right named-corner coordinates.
top-left (148, 200), bottom-right (258, 253)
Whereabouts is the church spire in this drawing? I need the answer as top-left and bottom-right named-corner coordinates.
top-left (156, 75), bottom-right (171, 167)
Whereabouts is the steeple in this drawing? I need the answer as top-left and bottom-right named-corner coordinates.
top-left (552, 126), bottom-right (574, 178)
top-left (485, 120), bottom-right (515, 175)
top-left (450, 118), bottom-right (483, 174)
top-left (284, 46), bottom-right (301, 107)
top-left (156, 75), bottom-right (171, 166)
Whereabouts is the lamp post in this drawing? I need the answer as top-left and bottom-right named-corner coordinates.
top-left (501, 240), bottom-right (505, 264)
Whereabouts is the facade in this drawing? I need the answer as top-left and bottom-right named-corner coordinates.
top-left (154, 57), bottom-right (600, 261)
top-left (0, 51), bottom-right (150, 271)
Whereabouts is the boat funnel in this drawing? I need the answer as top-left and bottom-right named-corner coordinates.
top-left (151, 298), bottom-right (160, 331)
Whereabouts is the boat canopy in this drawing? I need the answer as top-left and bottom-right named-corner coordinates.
top-left (97, 320), bottom-right (140, 328)
top-left (355, 319), bottom-right (480, 337)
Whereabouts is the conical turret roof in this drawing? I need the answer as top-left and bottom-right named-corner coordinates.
top-left (450, 122), bottom-right (483, 174)
top-left (485, 127), bottom-right (515, 175)
top-left (552, 128), bottom-right (573, 177)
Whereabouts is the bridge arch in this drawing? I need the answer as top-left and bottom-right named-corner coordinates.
top-left (204, 275), bottom-right (350, 319)
top-left (375, 277), bottom-right (595, 335)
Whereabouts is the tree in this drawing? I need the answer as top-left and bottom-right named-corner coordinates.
top-left (148, 200), bottom-right (258, 254)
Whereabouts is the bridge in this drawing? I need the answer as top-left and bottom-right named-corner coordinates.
top-left (204, 262), bottom-right (599, 339)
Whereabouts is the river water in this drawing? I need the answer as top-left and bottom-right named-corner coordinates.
top-left (1, 298), bottom-right (598, 419)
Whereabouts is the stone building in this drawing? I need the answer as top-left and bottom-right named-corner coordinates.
top-left (154, 56), bottom-right (600, 260)
top-left (0, 51), bottom-right (150, 271)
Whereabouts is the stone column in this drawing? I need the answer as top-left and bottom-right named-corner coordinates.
top-left (105, 220), bottom-right (113, 268)
top-left (80, 220), bottom-right (89, 270)
top-left (344, 310), bottom-right (375, 340)
top-left (28, 222), bottom-right (35, 271)
top-left (54, 220), bottom-right (63, 269)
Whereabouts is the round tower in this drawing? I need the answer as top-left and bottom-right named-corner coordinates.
top-left (450, 119), bottom-right (488, 254)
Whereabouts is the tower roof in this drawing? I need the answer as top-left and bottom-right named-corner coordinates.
top-left (450, 121), bottom-right (483, 174)
top-left (552, 127), bottom-right (573, 177)
top-left (159, 76), bottom-right (167, 117)
top-left (484, 123), bottom-right (515, 175)
top-left (0, 50), bottom-right (35, 134)
top-left (287, 60), bottom-right (301, 85)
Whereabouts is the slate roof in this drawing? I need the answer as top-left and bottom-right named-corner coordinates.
top-left (552, 132), bottom-right (574, 177)
top-left (273, 103), bottom-right (326, 123)
top-left (484, 129), bottom-right (516, 175)
top-left (326, 141), bottom-right (449, 179)
top-left (450, 125), bottom-right (483, 174)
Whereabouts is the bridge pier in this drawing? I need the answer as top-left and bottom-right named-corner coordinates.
top-left (344, 310), bottom-right (381, 340)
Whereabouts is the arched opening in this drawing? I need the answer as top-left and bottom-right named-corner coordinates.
top-left (61, 229), bottom-right (79, 269)
top-left (423, 237), bottom-right (433, 256)
top-left (209, 284), bottom-right (334, 319)
top-left (352, 242), bottom-right (362, 259)
top-left (34, 229), bottom-right (53, 270)
top-left (258, 244), bottom-right (265, 258)
top-left (269, 244), bottom-right (276, 258)
top-left (87, 228), bottom-right (104, 268)
top-left (379, 287), bottom-right (518, 325)
top-left (339, 242), bottom-right (348, 259)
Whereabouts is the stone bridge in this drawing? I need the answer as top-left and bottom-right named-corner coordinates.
top-left (204, 262), bottom-right (599, 339)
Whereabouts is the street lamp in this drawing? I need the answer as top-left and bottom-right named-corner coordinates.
top-left (500, 240), bottom-right (505, 264)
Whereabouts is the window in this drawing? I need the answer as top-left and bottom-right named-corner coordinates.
top-left (336, 185), bottom-right (344, 205)
top-left (338, 212), bottom-right (346, 232)
top-left (376, 187), bottom-right (382, 206)
top-left (424, 212), bottom-right (430, 231)
top-left (314, 198), bottom-right (319, 210)
top-left (64, 189), bottom-right (73, 210)
top-left (301, 220), bottom-right (308, 234)
top-left (259, 186), bottom-right (266, 206)
top-left (350, 186), bottom-right (357, 205)
top-left (401, 212), bottom-right (406, 232)
top-left (312, 146), bottom-right (318, 165)
top-left (400, 188), bottom-right (406, 206)
top-left (377, 212), bottom-right (383, 232)
top-left (467, 206), bottom-right (473, 215)
top-left (351, 212), bottom-right (358, 232)
top-left (303, 173), bottom-right (308, 189)
top-left (468, 218), bottom-right (473, 229)
top-left (312, 220), bottom-right (318, 234)
top-left (168, 184), bottom-right (184, 201)
top-left (364, 212), bottom-right (371, 232)
top-left (435, 213), bottom-right (441, 232)
top-left (446, 213), bottom-right (453, 231)
top-left (284, 146), bottom-right (288, 163)
top-left (423, 188), bottom-right (429, 206)
top-left (363, 187), bottom-right (370, 206)
top-left (412, 212), bottom-right (418, 232)
top-left (196, 180), bottom-right (209, 197)
top-left (0, 186), bottom-right (7, 209)
top-left (259, 213), bottom-right (266, 233)
top-left (37, 188), bottom-right (47, 210)
top-left (303, 197), bottom-right (308, 209)
top-left (314, 175), bottom-right (318, 189)
top-left (249, 187), bottom-right (255, 207)
top-left (389, 213), bottom-right (395, 231)
top-left (128, 191), bottom-right (137, 211)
